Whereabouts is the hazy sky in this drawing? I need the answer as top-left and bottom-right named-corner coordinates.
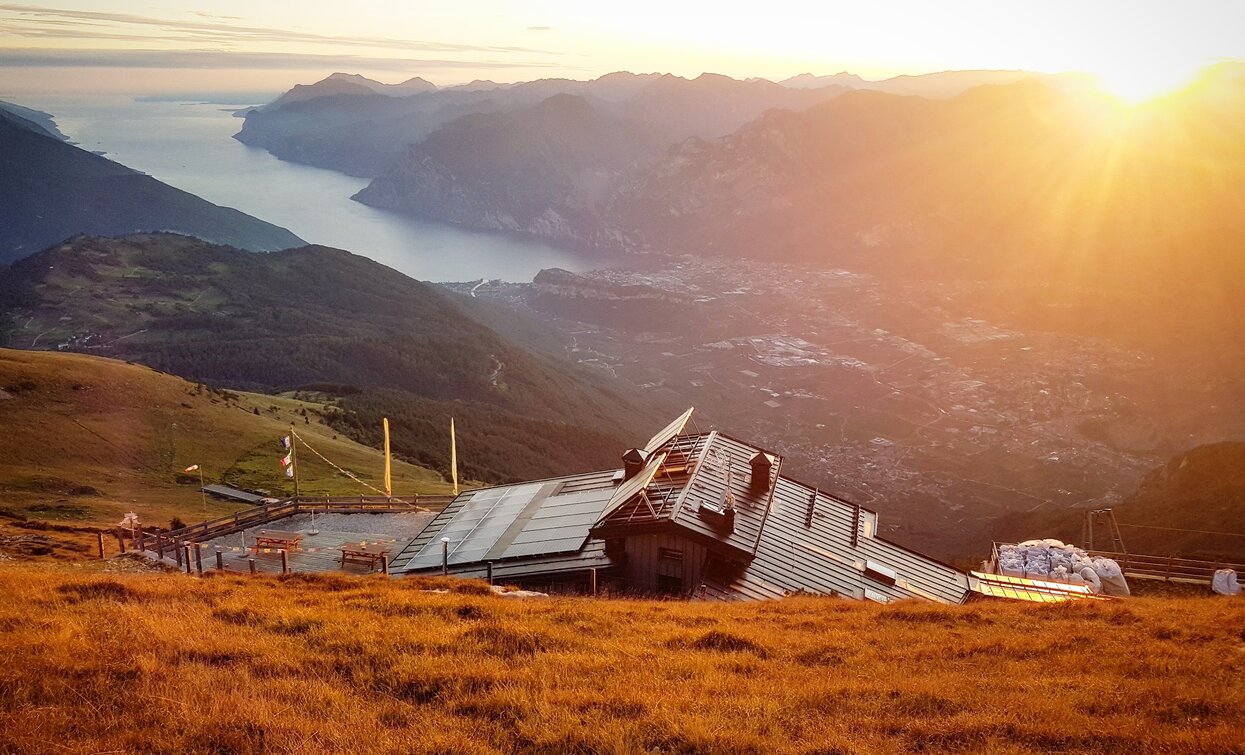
top-left (1, 1), bottom-right (1242, 96)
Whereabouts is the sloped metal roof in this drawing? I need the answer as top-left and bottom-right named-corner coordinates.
top-left (593, 431), bottom-right (782, 558)
top-left (695, 474), bottom-right (971, 604)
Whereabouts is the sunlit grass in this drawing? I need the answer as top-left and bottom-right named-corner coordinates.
top-left (1, 562), bottom-right (1242, 753)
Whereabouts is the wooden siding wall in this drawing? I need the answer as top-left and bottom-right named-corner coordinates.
top-left (621, 533), bottom-right (708, 594)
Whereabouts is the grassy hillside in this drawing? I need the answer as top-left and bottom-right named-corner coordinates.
top-left (985, 442), bottom-right (1245, 561)
top-left (0, 112), bottom-right (302, 264)
top-left (0, 561), bottom-right (1242, 754)
top-left (0, 349), bottom-right (453, 527)
top-left (0, 234), bottom-right (668, 483)
top-left (329, 389), bottom-right (644, 483)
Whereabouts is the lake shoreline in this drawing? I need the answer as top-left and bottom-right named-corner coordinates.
top-left (10, 94), bottom-right (614, 283)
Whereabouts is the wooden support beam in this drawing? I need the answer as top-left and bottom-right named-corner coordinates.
top-left (194, 543), bottom-right (203, 576)
top-left (97, 532), bottom-right (105, 560)
top-left (381, 554), bottom-right (390, 576)
top-left (248, 557), bottom-right (257, 575)
top-left (280, 549), bottom-right (289, 575)
top-left (183, 544), bottom-right (192, 575)
top-left (215, 548), bottom-right (224, 571)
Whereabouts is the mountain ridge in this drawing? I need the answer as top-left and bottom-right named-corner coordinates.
top-left (0, 234), bottom-right (669, 483)
top-left (0, 107), bottom-right (303, 264)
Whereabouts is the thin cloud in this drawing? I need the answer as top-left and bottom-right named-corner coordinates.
top-left (0, 4), bottom-right (561, 55)
top-left (527, 26), bottom-right (553, 32)
top-left (192, 11), bottom-right (243, 21)
top-left (0, 48), bottom-right (574, 71)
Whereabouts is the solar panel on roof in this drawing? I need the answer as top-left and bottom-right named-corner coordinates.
top-left (405, 482), bottom-right (544, 569)
top-left (396, 473), bottom-right (624, 573)
top-left (596, 450), bottom-right (668, 523)
top-left (644, 407), bottom-right (695, 453)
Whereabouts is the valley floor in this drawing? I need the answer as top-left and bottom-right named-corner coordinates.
top-left (2, 558), bottom-right (1243, 754)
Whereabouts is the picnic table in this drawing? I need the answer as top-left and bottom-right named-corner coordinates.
top-left (340, 541), bottom-right (390, 571)
top-left (253, 529), bottom-right (302, 553)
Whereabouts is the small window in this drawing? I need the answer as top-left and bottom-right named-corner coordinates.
top-left (658, 547), bottom-right (683, 562)
top-left (863, 560), bottom-right (898, 586)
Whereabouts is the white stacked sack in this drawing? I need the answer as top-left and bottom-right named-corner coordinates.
top-left (1212, 569), bottom-right (1241, 596)
top-left (997, 539), bottom-right (1129, 596)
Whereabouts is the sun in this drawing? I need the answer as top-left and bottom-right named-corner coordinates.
top-left (1091, 58), bottom-right (1205, 104)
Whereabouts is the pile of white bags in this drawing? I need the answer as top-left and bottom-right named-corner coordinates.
top-left (1212, 569), bottom-right (1241, 596)
top-left (997, 539), bottom-right (1130, 596)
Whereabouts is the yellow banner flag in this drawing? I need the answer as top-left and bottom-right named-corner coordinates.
top-left (383, 417), bottom-right (392, 498)
top-left (450, 417), bottom-right (459, 496)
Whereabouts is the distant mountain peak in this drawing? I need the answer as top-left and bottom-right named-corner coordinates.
top-left (324, 72), bottom-right (384, 85)
top-left (780, 72), bottom-right (869, 89)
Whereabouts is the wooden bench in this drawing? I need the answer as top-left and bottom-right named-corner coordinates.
top-left (253, 529), bottom-right (302, 554)
top-left (340, 541), bottom-right (390, 571)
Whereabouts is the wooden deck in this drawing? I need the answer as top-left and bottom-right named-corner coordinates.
top-left (152, 511), bottom-right (435, 575)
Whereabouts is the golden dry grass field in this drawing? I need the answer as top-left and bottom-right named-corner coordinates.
top-left (1, 558), bottom-right (1243, 755)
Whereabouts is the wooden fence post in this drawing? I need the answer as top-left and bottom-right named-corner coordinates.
top-left (97, 532), bottom-right (105, 560)
top-left (175, 541), bottom-right (183, 568)
top-left (248, 557), bottom-right (257, 574)
top-left (280, 549), bottom-right (289, 575)
top-left (183, 544), bottom-right (192, 574)
top-left (441, 537), bottom-right (450, 576)
top-left (486, 561), bottom-right (494, 585)
top-left (115, 527), bottom-right (126, 554)
top-left (156, 536), bottom-right (164, 561)
top-left (590, 567), bottom-right (598, 596)
top-left (215, 548), bottom-right (224, 571)
top-left (381, 554), bottom-right (390, 576)
top-left (194, 543), bottom-right (203, 575)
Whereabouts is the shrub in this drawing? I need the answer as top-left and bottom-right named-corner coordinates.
top-left (680, 630), bottom-right (769, 657)
top-left (55, 580), bottom-right (134, 603)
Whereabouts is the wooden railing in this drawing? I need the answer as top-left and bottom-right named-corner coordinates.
top-left (1089, 550), bottom-right (1245, 585)
top-left (134, 494), bottom-right (455, 564)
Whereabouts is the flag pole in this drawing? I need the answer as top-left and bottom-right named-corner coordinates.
top-left (290, 424), bottom-right (300, 500)
top-left (450, 417), bottom-right (459, 496)
top-left (383, 417), bottom-right (392, 500)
